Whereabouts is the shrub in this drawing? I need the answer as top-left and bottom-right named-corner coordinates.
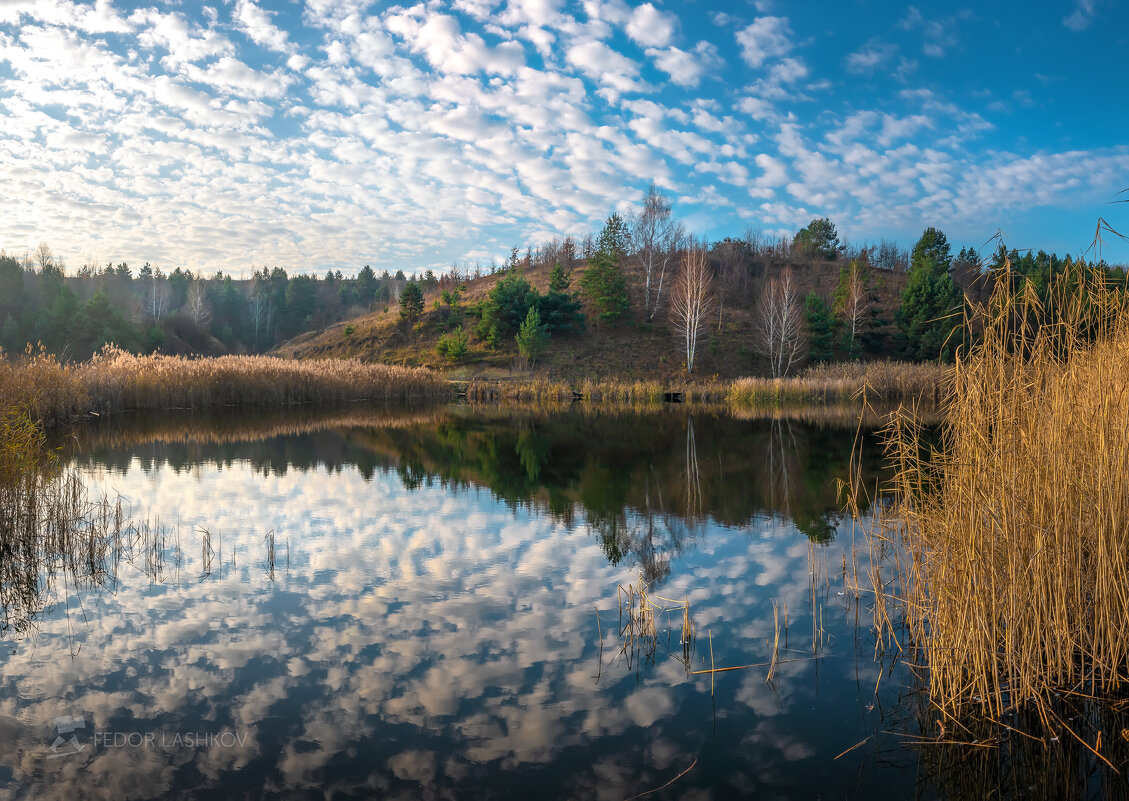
top-left (436, 327), bottom-right (470, 361)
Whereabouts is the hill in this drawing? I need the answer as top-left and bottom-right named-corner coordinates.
top-left (273, 256), bottom-right (909, 381)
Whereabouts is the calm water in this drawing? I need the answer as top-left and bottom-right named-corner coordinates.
top-left (0, 405), bottom-right (1047, 799)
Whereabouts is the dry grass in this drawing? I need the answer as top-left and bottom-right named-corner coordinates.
top-left (0, 345), bottom-right (448, 425)
top-left (727, 360), bottom-right (949, 406)
top-left (466, 376), bottom-right (731, 404)
top-left (856, 264), bottom-right (1129, 729)
top-left (465, 362), bottom-right (948, 410)
top-left (76, 406), bottom-right (450, 450)
top-left (613, 573), bottom-right (696, 672)
top-left (0, 347), bottom-right (89, 426)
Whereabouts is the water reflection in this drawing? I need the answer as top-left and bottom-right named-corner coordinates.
top-left (0, 406), bottom-right (962, 799)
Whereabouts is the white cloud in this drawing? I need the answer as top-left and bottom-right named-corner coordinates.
top-left (734, 16), bottom-right (791, 69)
top-left (897, 7), bottom-right (969, 58)
top-left (845, 39), bottom-right (897, 73)
top-left (182, 56), bottom-right (295, 100)
top-left (645, 46), bottom-right (698, 87)
top-left (1063, 0), bottom-right (1097, 30)
top-left (0, 0), bottom-right (1120, 272)
top-left (566, 39), bottom-right (647, 93)
top-left (625, 2), bottom-right (675, 48)
top-left (131, 8), bottom-right (233, 66)
top-left (755, 153), bottom-right (788, 187)
top-left (233, 0), bottom-right (292, 54)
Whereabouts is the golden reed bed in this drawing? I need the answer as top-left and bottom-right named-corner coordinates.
top-left (465, 361), bottom-right (948, 408)
top-left (0, 346), bottom-right (448, 425)
top-left (852, 265), bottom-right (1129, 748)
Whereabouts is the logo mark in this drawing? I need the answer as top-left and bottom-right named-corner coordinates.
top-left (47, 714), bottom-right (87, 759)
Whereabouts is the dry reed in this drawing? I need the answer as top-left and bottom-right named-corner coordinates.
top-left (0, 345), bottom-right (448, 426)
top-left (613, 573), bottom-right (696, 671)
top-left (856, 264), bottom-right (1129, 727)
top-left (727, 360), bottom-right (949, 407)
top-left (466, 362), bottom-right (948, 410)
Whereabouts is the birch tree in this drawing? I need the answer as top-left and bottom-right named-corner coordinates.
top-left (669, 247), bottom-right (713, 374)
top-left (185, 281), bottom-right (212, 326)
top-left (754, 268), bottom-right (806, 377)
top-left (632, 182), bottom-right (684, 321)
top-left (833, 259), bottom-right (871, 359)
top-left (149, 273), bottom-right (170, 321)
top-left (248, 281), bottom-right (269, 346)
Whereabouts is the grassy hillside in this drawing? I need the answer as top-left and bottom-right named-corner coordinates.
top-left (274, 258), bottom-right (909, 381)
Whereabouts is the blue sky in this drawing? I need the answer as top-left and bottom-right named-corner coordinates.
top-left (1, 0), bottom-right (1127, 275)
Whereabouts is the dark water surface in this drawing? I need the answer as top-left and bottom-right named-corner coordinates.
top-left (0, 406), bottom-right (945, 799)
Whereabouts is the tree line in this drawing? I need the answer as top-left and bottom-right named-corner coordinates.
top-left (3, 189), bottom-right (1122, 375)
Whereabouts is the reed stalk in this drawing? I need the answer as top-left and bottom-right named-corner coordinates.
top-left (858, 263), bottom-right (1129, 723)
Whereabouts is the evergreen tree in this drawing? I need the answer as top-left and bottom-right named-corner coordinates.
top-left (580, 214), bottom-right (630, 322)
top-left (539, 263), bottom-right (585, 335)
top-left (516, 305), bottom-right (549, 364)
top-left (356, 265), bottom-right (376, 301)
top-left (0, 314), bottom-right (20, 353)
top-left (804, 293), bottom-right (834, 363)
top-left (399, 280), bottom-right (424, 326)
top-left (0, 255), bottom-right (26, 326)
top-left (548, 263), bottom-right (571, 292)
top-left (477, 272), bottom-right (538, 347)
top-left (898, 227), bottom-right (964, 361)
top-left (793, 218), bottom-right (841, 260)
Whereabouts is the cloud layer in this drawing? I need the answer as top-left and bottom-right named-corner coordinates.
top-left (0, 0), bottom-right (1125, 274)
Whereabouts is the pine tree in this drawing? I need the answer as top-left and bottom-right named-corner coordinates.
top-left (516, 305), bottom-right (549, 364)
top-left (548, 263), bottom-right (570, 292)
top-left (580, 214), bottom-right (630, 322)
top-left (793, 218), bottom-right (840, 260)
top-left (804, 293), bottom-right (834, 363)
top-left (898, 227), bottom-right (964, 361)
top-left (399, 280), bottom-right (424, 326)
top-left (539, 263), bottom-right (584, 335)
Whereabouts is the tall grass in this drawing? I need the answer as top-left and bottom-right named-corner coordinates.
top-left (467, 376), bottom-right (702, 404)
top-left (0, 346), bottom-right (448, 425)
top-left (727, 360), bottom-right (948, 407)
top-left (858, 265), bottom-right (1129, 728)
top-left (466, 363), bottom-right (947, 409)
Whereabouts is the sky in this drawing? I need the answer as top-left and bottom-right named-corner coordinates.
top-left (1, 0), bottom-right (1127, 275)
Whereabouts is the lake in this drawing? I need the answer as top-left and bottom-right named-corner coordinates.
top-left (0, 404), bottom-right (1019, 799)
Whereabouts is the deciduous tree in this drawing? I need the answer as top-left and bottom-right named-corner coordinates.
top-left (833, 260), bottom-right (871, 359)
top-left (185, 282), bottom-right (212, 327)
top-left (669, 247), bottom-right (713, 373)
top-left (632, 181), bottom-right (684, 321)
top-left (754, 268), bottom-right (806, 377)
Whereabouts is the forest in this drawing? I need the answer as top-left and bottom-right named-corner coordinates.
top-left (1, 184), bottom-right (1123, 376)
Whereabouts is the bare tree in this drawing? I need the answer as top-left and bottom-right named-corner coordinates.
top-left (248, 282), bottom-right (269, 345)
top-left (834, 260), bottom-right (871, 358)
top-left (185, 281), bottom-right (212, 326)
top-left (149, 273), bottom-right (170, 320)
top-left (754, 267), bottom-right (806, 377)
top-left (632, 181), bottom-right (684, 321)
top-left (669, 247), bottom-right (713, 374)
top-left (709, 235), bottom-right (754, 330)
top-left (34, 242), bottom-right (54, 272)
